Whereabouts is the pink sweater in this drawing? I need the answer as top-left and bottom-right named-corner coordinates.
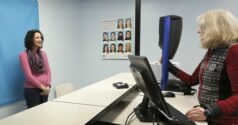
top-left (19, 50), bottom-right (51, 88)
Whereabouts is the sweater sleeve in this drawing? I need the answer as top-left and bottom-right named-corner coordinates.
top-left (216, 45), bottom-right (238, 116)
top-left (168, 61), bottom-right (200, 86)
top-left (19, 51), bottom-right (42, 88)
top-left (42, 51), bottom-right (51, 86)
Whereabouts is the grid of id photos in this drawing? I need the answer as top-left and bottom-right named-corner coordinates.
top-left (102, 17), bottom-right (134, 59)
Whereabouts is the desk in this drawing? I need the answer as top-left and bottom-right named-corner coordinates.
top-left (53, 73), bottom-right (136, 107)
top-left (0, 101), bottom-right (104, 125)
top-left (100, 91), bottom-right (207, 125)
top-left (0, 72), bottom-right (207, 125)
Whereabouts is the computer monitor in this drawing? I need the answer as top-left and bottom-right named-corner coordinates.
top-left (159, 15), bottom-right (182, 90)
top-left (159, 15), bottom-right (182, 59)
top-left (128, 55), bottom-right (196, 125)
top-left (128, 55), bottom-right (171, 122)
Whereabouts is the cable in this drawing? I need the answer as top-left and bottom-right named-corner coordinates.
top-left (127, 112), bottom-right (136, 125)
top-left (125, 110), bottom-right (135, 125)
top-left (124, 110), bottom-right (135, 125)
top-left (152, 110), bottom-right (157, 125)
top-left (152, 108), bottom-right (161, 125)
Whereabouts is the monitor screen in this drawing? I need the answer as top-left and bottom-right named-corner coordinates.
top-left (128, 55), bottom-right (171, 118)
top-left (159, 15), bottom-right (182, 59)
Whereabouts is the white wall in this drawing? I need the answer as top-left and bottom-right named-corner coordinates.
top-left (39, 0), bottom-right (135, 94)
top-left (39, 0), bottom-right (84, 99)
top-left (1, 0), bottom-right (238, 119)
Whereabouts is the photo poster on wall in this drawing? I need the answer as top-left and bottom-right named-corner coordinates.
top-left (101, 17), bottom-right (134, 60)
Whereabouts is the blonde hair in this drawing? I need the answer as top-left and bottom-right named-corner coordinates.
top-left (197, 9), bottom-right (238, 49)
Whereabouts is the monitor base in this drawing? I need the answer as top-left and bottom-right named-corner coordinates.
top-left (134, 103), bottom-right (166, 122)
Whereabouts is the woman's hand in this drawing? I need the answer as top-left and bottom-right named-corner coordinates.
top-left (186, 107), bottom-right (207, 121)
top-left (40, 85), bottom-right (50, 95)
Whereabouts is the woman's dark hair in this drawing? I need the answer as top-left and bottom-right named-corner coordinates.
top-left (118, 43), bottom-right (123, 47)
top-left (103, 32), bottom-right (108, 36)
top-left (24, 29), bottom-right (44, 50)
top-left (117, 43), bottom-right (124, 53)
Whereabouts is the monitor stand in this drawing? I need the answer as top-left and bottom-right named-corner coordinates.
top-left (134, 96), bottom-right (165, 122)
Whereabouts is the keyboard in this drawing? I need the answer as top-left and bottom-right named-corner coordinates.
top-left (166, 103), bottom-right (196, 125)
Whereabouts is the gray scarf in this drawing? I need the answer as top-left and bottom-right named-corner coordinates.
top-left (26, 49), bottom-right (44, 73)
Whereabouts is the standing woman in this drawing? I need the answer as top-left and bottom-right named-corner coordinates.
top-left (19, 30), bottom-right (51, 108)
